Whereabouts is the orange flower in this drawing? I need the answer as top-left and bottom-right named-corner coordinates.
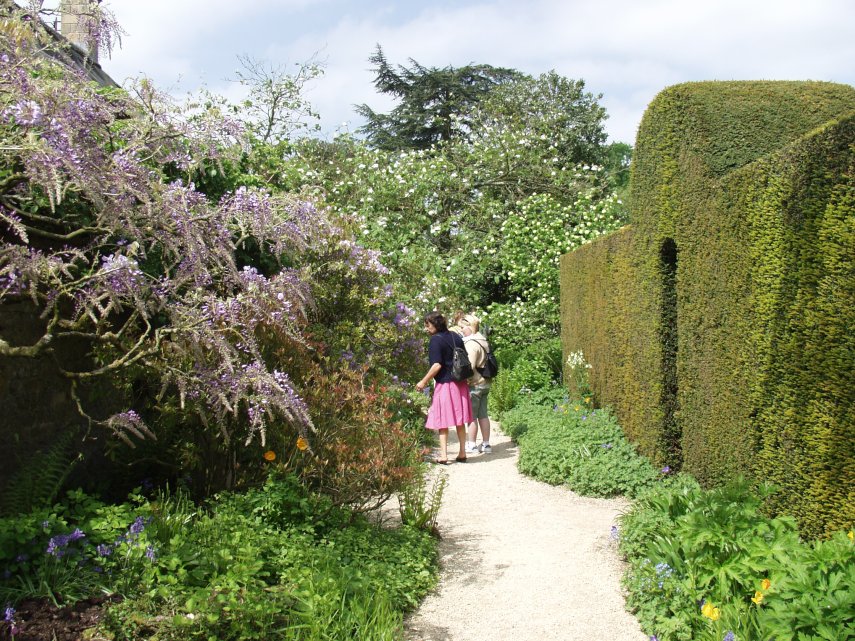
top-left (761, 578), bottom-right (771, 591)
top-left (263, 450), bottom-right (276, 461)
top-left (296, 436), bottom-right (309, 451)
top-left (751, 590), bottom-right (764, 605)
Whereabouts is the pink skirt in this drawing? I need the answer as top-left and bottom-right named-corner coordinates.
top-left (426, 381), bottom-right (473, 430)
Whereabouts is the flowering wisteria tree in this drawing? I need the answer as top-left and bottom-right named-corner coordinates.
top-left (0, 4), bottom-right (421, 497)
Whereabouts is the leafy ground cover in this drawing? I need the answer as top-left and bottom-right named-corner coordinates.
top-left (619, 477), bottom-right (855, 641)
top-left (0, 474), bottom-right (438, 640)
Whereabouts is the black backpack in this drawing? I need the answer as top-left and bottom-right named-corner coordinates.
top-left (447, 335), bottom-right (474, 381)
top-left (474, 339), bottom-right (499, 378)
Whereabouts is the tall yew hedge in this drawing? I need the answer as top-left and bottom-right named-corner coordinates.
top-left (560, 81), bottom-right (855, 538)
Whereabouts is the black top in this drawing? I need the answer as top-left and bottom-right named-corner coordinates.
top-left (428, 331), bottom-right (464, 384)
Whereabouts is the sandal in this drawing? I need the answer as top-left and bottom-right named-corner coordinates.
top-left (431, 459), bottom-right (451, 465)
top-left (455, 456), bottom-right (467, 463)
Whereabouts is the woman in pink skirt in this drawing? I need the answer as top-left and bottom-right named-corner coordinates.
top-left (415, 311), bottom-right (473, 464)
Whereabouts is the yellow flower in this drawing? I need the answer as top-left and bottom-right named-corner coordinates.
top-left (574, 405), bottom-right (581, 411)
top-left (701, 602), bottom-right (721, 621)
top-left (848, 530), bottom-right (854, 542)
top-left (584, 397), bottom-right (592, 404)
top-left (263, 450), bottom-right (276, 461)
top-left (760, 578), bottom-right (771, 591)
top-left (751, 590), bottom-right (765, 605)
top-left (296, 436), bottom-right (309, 451)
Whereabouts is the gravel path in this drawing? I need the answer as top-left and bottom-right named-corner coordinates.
top-left (404, 423), bottom-right (647, 641)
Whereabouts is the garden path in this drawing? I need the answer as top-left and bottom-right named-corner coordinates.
top-left (403, 423), bottom-right (647, 641)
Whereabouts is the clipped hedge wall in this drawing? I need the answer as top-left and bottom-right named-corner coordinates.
top-left (735, 117), bottom-right (855, 538)
top-left (559, 226), bottom-right (664, 459)
top-left (560, 80), bottom-right (855, 538)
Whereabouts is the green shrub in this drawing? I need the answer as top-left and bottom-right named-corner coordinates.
top-left (489, 338), bottom-right (563, 417)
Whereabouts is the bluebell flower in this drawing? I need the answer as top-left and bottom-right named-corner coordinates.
top-left (96, 544), bottom-right (112, 557)
top-left (128, 516), bottom-right (146, 536)
top-left (4, 606), bottom-right (15, 623)
top-left (145, 545), bottom-right (157, 562)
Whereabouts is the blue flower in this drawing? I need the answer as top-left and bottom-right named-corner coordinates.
top-left (610, 525), bottom-right (620, 540)
top-left (96, 544), bottom-right (112, 557)
top-left (660, 466), bottom-right (671, 474)
top-left (4, 606), bottom-right (15, 623)
top-left (128, 516), bottom-right (146, 536)
top-left (723, 632), bottom-right (736, 641)
top-left (145, 545), bottom-right (157, 562)
top-left (68, 528), bottom-right (86, 542)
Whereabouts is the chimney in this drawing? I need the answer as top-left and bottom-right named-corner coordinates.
top-left (60, 0), bottom-right (99, 63)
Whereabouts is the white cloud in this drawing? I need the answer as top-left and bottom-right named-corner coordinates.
top-left (98, 0), bottom-right (855, 144)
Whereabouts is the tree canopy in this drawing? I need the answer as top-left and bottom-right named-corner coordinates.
top-left (355, 45), bottom-right (522, 151)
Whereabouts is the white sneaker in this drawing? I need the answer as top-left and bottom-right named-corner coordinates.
top-left (464, 441), bottom-right (478, 454)
top-left (480, 443), bottom-right (492, 454)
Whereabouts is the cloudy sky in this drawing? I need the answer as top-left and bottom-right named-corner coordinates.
top-left (83, 0), bottom-right (855, 144)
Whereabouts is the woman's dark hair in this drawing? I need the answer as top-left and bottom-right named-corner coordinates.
top-left (424, 311), bottom-right (448, 332)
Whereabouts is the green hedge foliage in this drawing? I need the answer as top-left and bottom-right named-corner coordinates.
top-left (560, 80), bottom-right (855, 538)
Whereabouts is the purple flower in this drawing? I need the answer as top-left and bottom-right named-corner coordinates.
top-left (145, 545), bottom-right (157, 562)
top-left (68, 528), bottom-right (86, 542)
top-left (96, 544), bottom-right (112, 557)
top-left (128, 516), bottom-right (146, 536)
top-left (600, 443), bottom-right (613, 449)
top-left (723, 633), bottom-right (736, 641)
top-left (4, 606), bottom-right (15, 623)
top-left (660, 466), bottom-right (671, 474)
top-left (610, 525), bottom-right (619, 541)
top-left (650, 636), bottom-right (659, 641)
top-left (47, 534), bottom-right (69, 557)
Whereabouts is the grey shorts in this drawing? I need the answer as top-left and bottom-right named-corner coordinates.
top-left (469, 385), bottom-right (491, 420)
